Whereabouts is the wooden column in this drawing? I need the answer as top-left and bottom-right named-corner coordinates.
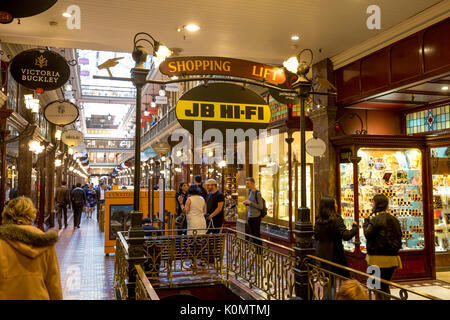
top-left (309, 58), bottom-right (338, 213)
top-left (46, 124), bottom-right (56, 227)
top-left (286, 131), bottom-right (294, 243)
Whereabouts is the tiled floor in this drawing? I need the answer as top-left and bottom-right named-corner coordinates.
top-left (391, 278), bottom-right (450, 300)
top-left (51, 210), bottom-right (115, 300)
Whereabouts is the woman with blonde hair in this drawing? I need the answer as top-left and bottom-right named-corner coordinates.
top-left (0, 197), bottom-right (62, 300)
top-left (336, 279), bottom-right (369, 300)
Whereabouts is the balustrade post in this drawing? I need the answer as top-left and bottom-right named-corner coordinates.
top-left (125, 210), bottom-right (146, 300)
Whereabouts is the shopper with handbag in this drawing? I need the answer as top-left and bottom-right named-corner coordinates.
top-left (184, 185), bottom-right (207, 235)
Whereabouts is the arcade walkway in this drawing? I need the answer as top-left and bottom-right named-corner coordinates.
top-left (51, 211), bottom-right (115, 300)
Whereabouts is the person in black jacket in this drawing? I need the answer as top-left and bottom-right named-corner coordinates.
top-left (71, 183), bottom-right (87, 229)
top-left (314, 196), bottom-right (358, 299)
top-left (193, 175), bottom-right (208, 201)
top-left (363, 194), bottom-right (402, 300)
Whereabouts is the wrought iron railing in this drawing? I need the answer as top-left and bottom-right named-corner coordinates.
top-left (135, 264), bottom-right (160, 300)
top-left (141, 107), bottom-right (177, 146)
top-left (304, 255), bottom-right (440, 300)
top-left (114, 228), bottom-right (439, 300)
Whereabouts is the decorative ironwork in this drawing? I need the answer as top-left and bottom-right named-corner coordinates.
top-left (304, 254), bottom-right (440, 300)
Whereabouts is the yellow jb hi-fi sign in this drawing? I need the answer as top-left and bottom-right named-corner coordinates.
top-left (176, 100), bottom-right (271, 124)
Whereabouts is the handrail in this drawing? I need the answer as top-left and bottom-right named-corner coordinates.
top-left (135, 264), bottom-right (160, 300)
top-left (306, 254), bottom-right (441, 300)
top-left (117, 231), bottom-right (129, 252)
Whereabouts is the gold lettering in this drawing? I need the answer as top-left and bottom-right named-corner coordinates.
top-left (186, 60), bottom-right (194, 72)
top-left (203, 60), bottom-right (210, 71)
top-left (223, 61), bottom-right (231, 72)
top-left (176, 60), bottom-right (186, 72)
top-left (194, 60), bottom-right (202, 71)
top-left (168, 62), bottom-right (177, 73)
top-left (263, 68), bottom-right (271, 80)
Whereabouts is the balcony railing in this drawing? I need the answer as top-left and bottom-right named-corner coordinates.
top-left (141, 107), bottom-right (177, 146)
top-left (115, 226), bottom-right (441, 301)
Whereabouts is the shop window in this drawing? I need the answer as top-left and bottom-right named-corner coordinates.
top-left (431, 147), bottom-right (450, 254)
top-left (406, 105), bottom-right (450, 134)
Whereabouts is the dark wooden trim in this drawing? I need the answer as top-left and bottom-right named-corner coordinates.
top-left (398, 89), bottom-right (450, 97)
top-left (372, 99), bottom-right (424, 105)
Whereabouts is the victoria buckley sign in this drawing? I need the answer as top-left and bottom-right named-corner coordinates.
top-left (176, 83), bottom-right (270, 135)
top-left (160, 57), bottom-right (286, 86)
top-left (0, 0), bottom-right (57, 22)
top-left (43, 100), bottom-right (79, 126)
top-left (9, 49), bottom-right (70, 91)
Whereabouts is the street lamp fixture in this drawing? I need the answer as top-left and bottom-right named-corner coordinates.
top-left (132, 32), bottom-right (172, 68)
top-left (55, 129), bottom-right (62, 140)
top-left (282, 48), bottom-right (313, 80)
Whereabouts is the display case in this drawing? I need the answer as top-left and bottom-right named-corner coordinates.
top-left (431, 146), bottom-right (450, 269)
top-left (332, 135), bottom-right (433, 281)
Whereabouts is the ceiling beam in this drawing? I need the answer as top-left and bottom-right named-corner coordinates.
top-left (398, 89), bottom-right (450, 97)
top-left (372, 99), bottom-right (425, 105)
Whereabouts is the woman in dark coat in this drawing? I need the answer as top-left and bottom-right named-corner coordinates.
top-left (314, 196), bottom-right (358, 299)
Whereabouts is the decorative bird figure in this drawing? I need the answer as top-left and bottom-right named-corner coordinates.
top-left (97, 57), bottom-right (124, 77)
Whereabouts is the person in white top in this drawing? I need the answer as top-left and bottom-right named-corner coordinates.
top-left (184, 185), bottom-right (207, 235)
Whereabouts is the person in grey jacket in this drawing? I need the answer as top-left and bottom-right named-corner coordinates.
top-left (243, 177), bottom-right (264, 248)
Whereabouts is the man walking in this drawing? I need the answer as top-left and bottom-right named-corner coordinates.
top-left (71, 183), bottom-right (86, 229)
top-left (54, 181), bottom-right (70, 229)
top-left (96, 183), bottom-right (106, 220)
top-left (205, 179), bottom-right (225, 234)
top-left (243, 177), bottom-right (263, 248)
top-left (193, 175), bottom-right (208, 200)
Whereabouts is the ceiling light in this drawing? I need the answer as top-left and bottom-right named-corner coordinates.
top-left (144, 109), bottom-right (149, 116)
top-left (62, 12), bottom-right (71, 18)
top-left (185, 24), bottom-right (200, 32)
top-left (291, 35), bottom-right (299, 41)
top-left (55, 159), bottom-right (62, 167)
top-left (442, 86), bottom-right (449, 91)
top-left (64, 83), bottom-right (72, 91)
top-left (107, 113), bottom-right (112, 121)
top-left (55, 129), bottom-right (62, 140)
top-left (151, 100), bottom-right (156, 108)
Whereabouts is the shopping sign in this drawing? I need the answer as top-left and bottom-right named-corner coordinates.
top-left (9, 49), bottom-right (70, 92)
top-left (159, 56), bottom-right (286, 86)
top-left (175, 82), bottom-right (270, 135)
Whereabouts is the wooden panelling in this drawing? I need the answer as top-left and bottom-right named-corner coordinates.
top-left (424, 19), bottom-right (450, 73)
top-left (391, 35), bottom-right (422, 83)
top-left (361, 49), bottom-right (389, 93)
top-left (336, 60), bottom-right (361, 102)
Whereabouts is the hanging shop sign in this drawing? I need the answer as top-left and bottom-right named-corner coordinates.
top-left (144, 147), bottom-right (158, 158)
top-left (160, 56), bottom-right (286, 86)
top-left (306, 137), bottom-right (327, 157)
top-left (147, 107), bottom-right (158, 115)
top-left (165, 83), bottom-right (179, 92)
top-left (339, 148), bottom-right (352, 163)
top-left (9, 49), bottom-right (70, 92)
top-left (269, 71), bottom-right (300, 105)
top-left (176, 82), bottom-right (270, 135)
top-left (61, 129), bottom-right (84, 147)
top-left (0, 11), bottom-right (13, 24)
top-left (0, 0), bottom-right (57, 22)
top-left (43, 100), bottom-right (79, 126)
top-left (155, 96), bottom-right (168, 104)
top-left (152, 142), bottom-right (170, 155)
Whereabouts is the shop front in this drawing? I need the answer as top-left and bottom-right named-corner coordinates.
top-left (331, 17), bottom-right (450, 280)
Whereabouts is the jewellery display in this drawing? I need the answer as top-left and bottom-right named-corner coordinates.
top-left (431, 147), bottom-right (449, 253)
top-left (340, 148), bottom-right (425, 253)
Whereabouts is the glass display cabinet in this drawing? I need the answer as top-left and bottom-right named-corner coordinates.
top-left (332, 135), bottom-right (433, 280)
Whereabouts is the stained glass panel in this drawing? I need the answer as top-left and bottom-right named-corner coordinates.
top-left (406, 105), bottom-right (449, 134)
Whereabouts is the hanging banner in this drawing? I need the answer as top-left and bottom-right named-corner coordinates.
top-left (165, 83), bottom-right (179, 92)
top-left (9, 49), bottom-right (70, 92)
top-left (61, 129), bottom-right (84, 147)
top-left (144, 148), bottom-right (158, 158)
top-left (159, 56), bottom-right (286, 85)
top-left (176, 82), bottom-right (270, 135)
top-left (43, 100), bottom-right (79, 126)
top-left (0, 0), bottom-right (57, 21)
